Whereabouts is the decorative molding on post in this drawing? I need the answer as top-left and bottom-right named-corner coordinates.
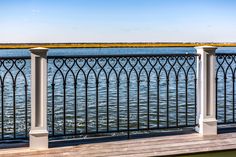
top-left (195, 46), bottom-right (217, 136)
top-left (29, 47), bottom-right (48, 149)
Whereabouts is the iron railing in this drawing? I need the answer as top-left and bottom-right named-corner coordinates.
top-left (0, 57), bottom-right (30, 141)
top-left (47, 54), bottom-right (198, 138)
top-left (216, 53), bottom-right (236, 124)
top-left (2, 48), bottom-right (236, 150)
top-left (0, 53), bottom-right (202, 141)
top-left (3, 52), bottom-right (236, 141)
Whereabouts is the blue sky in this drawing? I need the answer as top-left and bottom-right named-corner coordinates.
top-left (0, 0), bottom-right (236, 43)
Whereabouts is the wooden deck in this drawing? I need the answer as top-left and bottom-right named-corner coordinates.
top-left (1, 131), bottom-right (236, 157)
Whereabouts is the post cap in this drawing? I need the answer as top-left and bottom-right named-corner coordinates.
top-left (194, 45), bottom-right (217, 50)
top-left (30, 47), bottom-right (48, 50)
top-left (30, 47), bottom-right (48, 55)
top-left (194, 46), bottom-right (217, 54)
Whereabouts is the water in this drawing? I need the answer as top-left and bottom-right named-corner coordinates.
top-left (1, 47), bottom-right (236, 57)
top-left (0, 47), bottom-right (235, 139)
top-left (1, 47), bottom-right (196, 57)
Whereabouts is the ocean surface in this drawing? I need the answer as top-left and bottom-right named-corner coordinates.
top-left (0, 47), bottom-right (236, 57)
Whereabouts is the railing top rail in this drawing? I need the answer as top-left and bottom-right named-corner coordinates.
top-left (0, 56), bottom-right (31, 60)
top-left (0, 53), bottom-right (199, 60)
top-left (47, 53), bottom-right (199, 59)
top-left (216, 53), bottom-right (236, 56)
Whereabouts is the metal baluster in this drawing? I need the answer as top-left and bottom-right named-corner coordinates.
top-left (194, 56), bottom-right (197, 126)
top-left (13, 82), bottom-right (16, 139)
top-left (224, 74), bottom-right (227, 123)
top-left (157, 77), bottom-right (160, 128)
top-left (233, 75), bottom-right (235, 123)
top-left (107, 79), bottom-right (109, 132)
top-left (147, 77), bottom-right (150, 129)
top-left (96, 78), bottom-right (99, 133)
top-left (137, 78), bottom-right (140, 130)
top-left (85, 79), bottom-right (88, 134)
top-left (194, 78), bottom-right (197, 125)
top-left (25, 84), bottom-right (28, 137)
top-left (117, 78), bottom-right (120, 132)
top-left (185, 76), bottom-right (188, 126)
top-left (176, 76), bottom-right (179, 127)
top-left (51, 83), bottom-right (55, 136)
top-left (63, 81), bottom-right (66, 135)
top-left (74, 81), bottom-right (77, 134)
top-left (215, 76), bottom-right (218, 120)
top-left (1, 83), bottom-right (4, 140)
top-left (215, 55), bottom-right (223, 122)
top-left (167, 78), bottom-right (169, 128)
top-left (127, 79), bottom-right (130, 138)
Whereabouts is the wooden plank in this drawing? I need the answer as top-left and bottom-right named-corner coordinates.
top-left (1, 132), bottom-right (236, 157)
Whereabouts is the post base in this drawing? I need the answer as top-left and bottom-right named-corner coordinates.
top-left (195, 118), bottom-right (217, 136)
top-left (29, 130), bottom-right (48, 149)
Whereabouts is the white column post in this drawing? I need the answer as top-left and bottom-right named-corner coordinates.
top-left (29, 47), bottom-right (48, 149)
top-left (195, 46), bottom-right (217, 136)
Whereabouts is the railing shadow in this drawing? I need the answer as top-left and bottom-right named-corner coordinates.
top-left (49, 128), bottom-right (196, 148)
top-left (0, 140), bottom-right (28, 149)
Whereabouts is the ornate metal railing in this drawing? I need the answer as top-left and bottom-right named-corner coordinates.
top-left (216, 53), bottom-right (236, 124)
top-left (2, 52), bottom-right (236, 142)
top-left (47, 54), bottom-right (198, 138)
top-left (0, 57), bottom-right (30, 141)
top-left (0, 53), bottom-right (199, 141)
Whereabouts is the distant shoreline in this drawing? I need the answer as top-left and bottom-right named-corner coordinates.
top-left (0, 42), bottom-right (236, 49)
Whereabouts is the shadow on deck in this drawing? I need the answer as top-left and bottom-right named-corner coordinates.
top-left (0, 127), bottom-right (236, 156)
